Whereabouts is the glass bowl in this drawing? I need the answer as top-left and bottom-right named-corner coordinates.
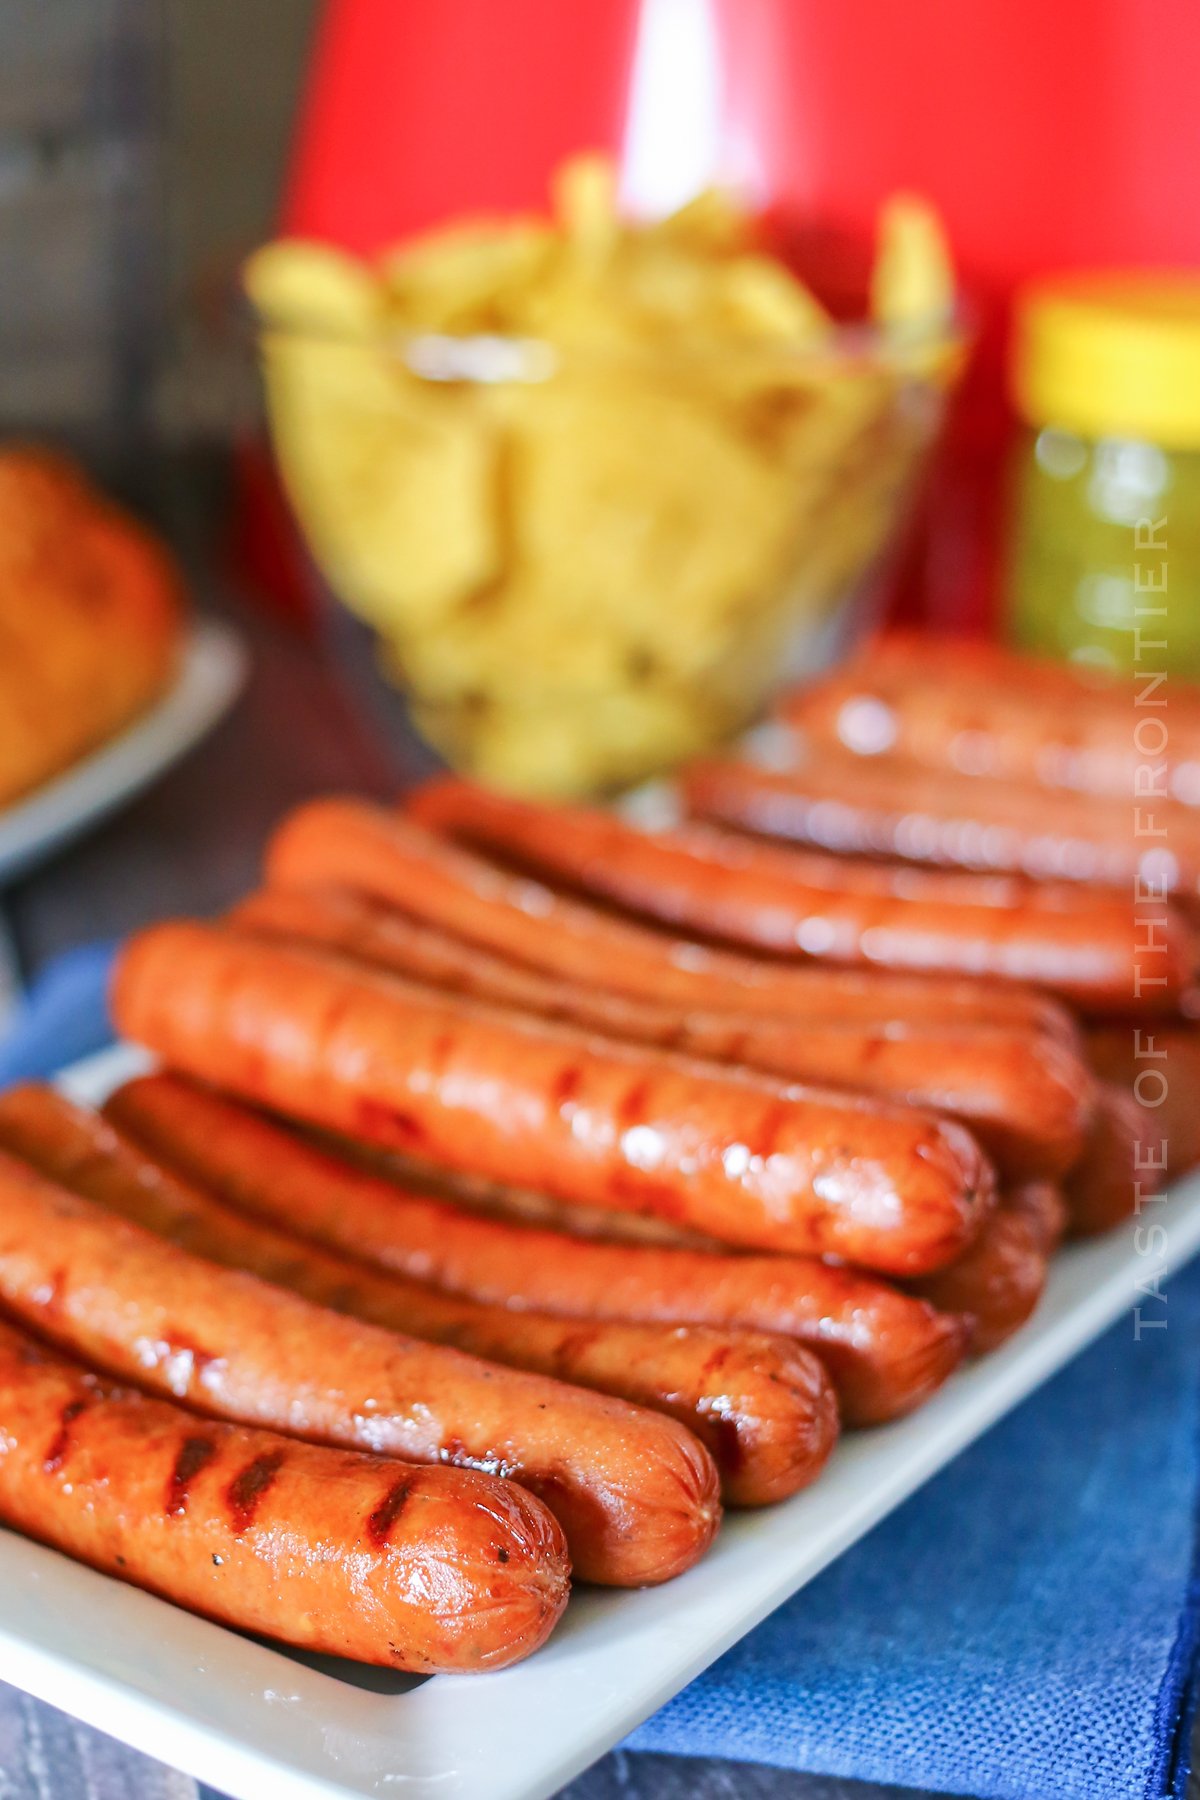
top-left (254, 317), bottom-right (964, 796)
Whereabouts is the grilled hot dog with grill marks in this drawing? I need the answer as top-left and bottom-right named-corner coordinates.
top-left (0, 1144), bottom-right (720, 1586)
top-left (111, 921), bottom-right (995, 1272)
top-left (0, 1084), bottom-right (836, 1507)
top-left (106, 1074), bottom-right (971, 1426)
top-left (0, 1316), bottom-right (569, 1670)
top-left (406, 777), bottom-right (1189, 1013)
top-left (264, 798), bottom-right (1076, 1040)
top-left (233, 885), bottom-right (1093, 1181)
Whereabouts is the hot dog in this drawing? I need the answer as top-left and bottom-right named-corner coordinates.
top-left (0, 1144), bottom-right (720, 1585)
top-left (409, 775), bottom-right (1085, 907)
top-left (0, 1086), bottom-right (836, 1506)
top-left (798, 633), bottom-right (1200, 708)
top-left (106, 1074), bottom-right (971, 1425)
top-left (780, 634), bottom-right (1200, 805)
top-left (234, 885), bottom-right (1094, 1181)
top-left (683, 751), bottom-right (1200, 905)
top-left (265, 798), bottom-right (1077, 1040)
top-left (908, 1190), bottom-right (1055, 1353)
top-left (0, 1317), bottom-right (569, 1670)
top-left (404, 777), bottom-right (1189, 1012)
top-left (1063, 1083), bottom-right (1164, 1236)
top-left (111, 921), bottom-right (994, 1272)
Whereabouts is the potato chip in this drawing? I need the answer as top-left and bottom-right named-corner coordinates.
top-left (380, 220), bottom-right (555, 333)
top-left (248, 158), bottom-right (961, 795)
top-left (654, 185), bottom-right (749, 254)
top-left (871, 194), bottom-right (956, 331)
top-left (553, 153), bottom-right (620, 269)
top-left (507, 373), bottom-right (800, 680)
top-left (244, 241), bottom-right (385, 335)
top-left (261, 338), bottom-right (500, 628)
top-left (716, 255), bottom-right (830, 342)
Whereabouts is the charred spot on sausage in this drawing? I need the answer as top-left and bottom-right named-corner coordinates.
top-left (752, 1100), bottom-right (790, 1164)
top-left (354, 1100), bottom-right (429, 1150)
top-left (225, 1448), bottom-right (285, 1531)
top-left (366, 1475), bottom-right (415, 1545)
top-left (166, 1434), bottom-right (217, 1516)
top-left (550, 1064), bottom-right (583, 1107)
top-left (617, 1077), bottom-right (654, 1130)
top-left (44, 1399), bottom-right (89, 1473)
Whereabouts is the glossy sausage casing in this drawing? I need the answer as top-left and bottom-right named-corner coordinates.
top-left (0, 1085), bottom-right (836, 1508)
top-left (235, 885), bottom-right (1094, 1181)
top-left (265, 797), bottom-right (1077, 1040)
top-left (111, 921), bottom-right (995, 1274)
top-left (683, 750), bottom-right (1200, 904)
top-left (106, 1074), bottom-right (971, 1426)
top-left (780, 634), bottom-right (1200, 805)
top-left (0, 1318), bottom-right (569, 1671)
top-left (0, 1144), bottom-right (719, 1586)
top-left (908, 1188), bottom-right (1057, 1354)
top-left (409, 777), bottom-right (1191, 1013)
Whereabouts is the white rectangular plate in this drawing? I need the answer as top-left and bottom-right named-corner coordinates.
top-left (0, 619), bottom-right (247, 887)
top-left (0, 1042), bottom-right (1193, 1800)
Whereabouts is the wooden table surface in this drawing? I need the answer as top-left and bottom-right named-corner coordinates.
top-left (0, 597), bottom-right (1188, 1800)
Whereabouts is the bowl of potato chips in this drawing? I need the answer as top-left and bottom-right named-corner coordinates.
top-left (246, 158), bottom-right (964, 796)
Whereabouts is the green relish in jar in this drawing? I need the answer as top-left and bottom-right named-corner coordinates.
top-left (1004, 274), bottom-right (1200, 673)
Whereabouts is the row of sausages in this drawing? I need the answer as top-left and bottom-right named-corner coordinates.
top-left (0, 1069), bottom-right (1054, 1673)
top-left (695, 632), bottom-right (1200, 914)
top-left (1, 668), bottom-right (1193, 1676)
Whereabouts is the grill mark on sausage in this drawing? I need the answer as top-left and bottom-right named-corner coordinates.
top-left (320, 990), bottom-right (356, 1039)
top-left (43, 1398), bottom-right (89, 1473)
top-left (40, 1267), bottom-right (69, 1317)
top-left (366, 1475), bottom-right (415, 1545)
top-left (698, 1343), bottom-right (737, 1385)
top-left (354, 1100), bottom-right (429, 1151)
top-left (549, 1324), bottom-right (604, 1377)
top-left (550, 1063), bottom-right (582, 1107)
top-left (225, 1448), bottom-right (285, 1531)
top-left (606, 1170), bottom-right (686, 1217)
top-left (166, 1434), bottom-right (218, 1516)
top-left (617, 1077), bottom-right (653, 1131)
top-left (752, 1100), bottom-right (791, 1163)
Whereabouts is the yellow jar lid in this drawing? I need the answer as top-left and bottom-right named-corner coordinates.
top-left (1012, 273), bottom-right (1200, 448)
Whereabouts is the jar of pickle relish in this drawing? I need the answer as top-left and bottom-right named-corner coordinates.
top-left (1004, 274), bottom-right (1200, 673)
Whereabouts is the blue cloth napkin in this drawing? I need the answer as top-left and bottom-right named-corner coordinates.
top-left (0, 941), bottom-right (118, 1084)
top-left (627, 1276), bottom-right (1200, 1799)
top-left (3, 946), bottom-right (1198, 1800)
